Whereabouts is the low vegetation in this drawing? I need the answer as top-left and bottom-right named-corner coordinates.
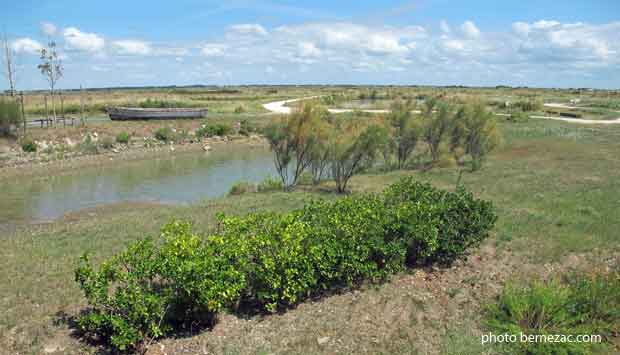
top-left (195, 123), bottom-right (232, 138)
top-left (74, 177), bottom-right (496, 352)
top-left (0, 99), bottom-right (20, 137)
top-left (484, 271), bottom-right (620, 354)
top-left (116, 131), bottom-right (130, 144)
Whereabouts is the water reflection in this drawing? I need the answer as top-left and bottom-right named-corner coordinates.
top-left (0, 145), bottom-right (275, 224)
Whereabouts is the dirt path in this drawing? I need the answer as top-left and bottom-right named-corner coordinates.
top-left (262, 97), bottom-right (391, 114)
top-left (262, 98), bottom-right (620, 124)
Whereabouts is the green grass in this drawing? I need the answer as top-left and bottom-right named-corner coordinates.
top-left (1, 114), bottom-right (620, 353)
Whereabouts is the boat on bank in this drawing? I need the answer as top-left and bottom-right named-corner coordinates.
top-left (106, 107), bottom-right (208, 120)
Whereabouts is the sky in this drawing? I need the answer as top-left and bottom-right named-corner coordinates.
top-left (2, 0), bottom-right (619, 90)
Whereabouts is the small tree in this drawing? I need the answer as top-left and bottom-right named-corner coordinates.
top-left (264, 103), bottom-right (327, 190)
top-left (37, 40), bottom-right (63, 125)
top-left (450, 101), bottom-right (500, 171)
top-left (423, 101), bottom-right (452, 162)
top-left (2, 31), bottom-right (17, 96)
top-left (387, 100), bottom-right (421, 169)
top-left (330, 120), bottom-right (387, 193)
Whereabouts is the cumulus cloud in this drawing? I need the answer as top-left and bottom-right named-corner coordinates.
top-left (440, 20), bottom-right (451, 34)
top-left (40, 22), bottom-right (57, 36)
top-left (513, 20), bottom-right (618, 61)
top-left (298, 41), bottom-right (321, 57)
top-left (12, 38), bottom-right (43, 54)
top-left (201, 44), bottom-right (226, 57)
top-left (228, 24), bottom-right (268, 37)
top-left (63, 27), bottom-right (105, 52)
top-left (112, 40), bottom-right (152, 55)
top-left (461, 21), bottom-right (481, 39)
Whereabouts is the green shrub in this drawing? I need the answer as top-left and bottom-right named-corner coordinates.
top-left (383, 177), bottom-right (497, 264)
top-left (507, 110), bottom-right (529, 123)
top-left (257, 176), bottom-right (283, 192)
top-left (100, 136), bottom-right (115, 149)
top-left (228, 181), bottom-right (256, 195)
top-left (233, 105), bottom-right (245, 114)
top-left (75, 178), bottom-right (496, 351)
top-left (79, 135), bottom-right (99, 154)
top-left (238, 119), bottom-right (253, 136)
top-left (154, 127), bottom-right (174, 142)
top-left (21, 138), bottom-right (37, 152)
top-left (196, 123), bottom-right (232, 138)
top-left (484, 271), bottom-right (619, 354)
top-left (116, 131), bottom-right (130, 144)
top-left (0, 99), bottom-right (21, 136)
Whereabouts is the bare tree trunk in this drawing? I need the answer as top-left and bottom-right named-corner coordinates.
top-left (2, 32), bottom-right (16, 97)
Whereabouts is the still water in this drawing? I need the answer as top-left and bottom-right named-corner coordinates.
top-left (0, 145), bottom-right (276, 224)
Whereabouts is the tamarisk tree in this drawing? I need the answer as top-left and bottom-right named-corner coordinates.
top-left (37, 40), bottom-right (63, 124)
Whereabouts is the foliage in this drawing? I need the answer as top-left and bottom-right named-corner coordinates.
top-left (100, 136), bottom-right (115, 149)
top-left (139, 98), bottom-right (187, 109)
top-left (514, 99), bottom-right (543, 112)
top-left (195, 123), bottom-right (232, 138)
top-left (154, 127), bottom-right (175, 142)
top-left (329, 121), bottom-right (389, 193)
top-left (75, 221), bottom-right (244, 352)
top-left (484, 271), bottom-right (620, 354)
top-left (116, 131), bottom-right (130, 144)
top-left (228, 181), bottom-right (256, 195)
top-left (257, 175), bottom-right (284, 192)
top-left (233, 105), bottom-right (245, 114)
top-left (20, 138), bottom-right (37, 152)
top-left (238, 119), bottom-right (253, 136)
top-left (75, 178), bottom-right (496, 352)
top-left (79, 134), bottom-right (99, 154)
top-left (37, 40), bottom-right (63, 122)
top-left (264, 103), bottom-right (328, 189)
top-left (506, 110), bottom-right (529, 123)
top-left (450, 101), bottom-right (500, 171)
top-left (0, 98), bottom-right (20, 136)
top-left (422, 99), bottom-right (453, 162)
top-left (386, 99), bottom-right (422, 169)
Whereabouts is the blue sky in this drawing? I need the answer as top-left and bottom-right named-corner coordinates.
top-left (2, 0), bottom-right (620, 90)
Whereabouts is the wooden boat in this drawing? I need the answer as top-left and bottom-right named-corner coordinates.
top-left (106, 107), bottom-right (208, 120)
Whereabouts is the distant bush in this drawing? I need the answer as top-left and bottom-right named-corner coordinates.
top-left (154, 127), bottom-right (174, 142)
top-left (75, 178), bottom-right (496, 352)
top-left (139, 98), bottom-right (188, 109)
top-left (514, 99), bottom-right (543, 112)
top-left (233, 105), bottom-right (245, 114)
top-left (195, 123), bottom-right (232, 138)
top-left (21, 138), bottom-right (37, 152)
top-left (238, 119), bottom-right (253, 136)
top-left (506, 110), bottom-right (529, 123)
top-left (116, 131), bottom-right (130, 144)
top-left (228, 181), bottom-right (256, 195)
top-left (100, 136), bottom-right (115, 149)
top-left (0, 99), bottom-right (20, 137)
top-left (79, 135), bottom-right (99, 154)
top-left (257, 176), bottom-right (283, 192)
top-left (484, 271), bottom-right (620, 354)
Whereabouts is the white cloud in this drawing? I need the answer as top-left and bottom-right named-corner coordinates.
top-left (12, 38), bottom-right (43, 54)
top-left (512, 22), bottom-right (530, 37)
top-left (112, 40), bottom-right (152, 55)
top-left (201, 44), bottom-right (225, 57)
top-left (298, 41), bottom-right (321, 57)
top-left (461, 21), bottom-right (481, 39)
top-left (442, 39), bottom-right (465, 51)
top-left (440, 20), bottom-right (451, 34)
top-left (228, 24), bottom-right (268, 37)
top-left (40, 22), bottom-right (57, 36)
top-left (63, 27), bottom-right (105, 52)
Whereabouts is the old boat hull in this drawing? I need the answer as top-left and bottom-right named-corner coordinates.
top-left (107, 107), bottom-right (208, 120)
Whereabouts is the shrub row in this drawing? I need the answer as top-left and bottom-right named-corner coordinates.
top-left (75, 177), bottom-right (496, 352)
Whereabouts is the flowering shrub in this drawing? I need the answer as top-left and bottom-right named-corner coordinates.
top-left (75, 178), bottom-right (496, 352)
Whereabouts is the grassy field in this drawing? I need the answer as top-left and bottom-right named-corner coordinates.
top-left (1, 111), bottom-right (620, 354)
